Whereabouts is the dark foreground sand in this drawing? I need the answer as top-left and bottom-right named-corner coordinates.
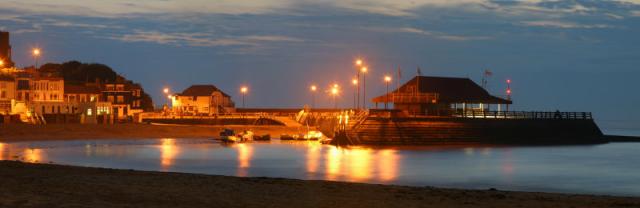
top-left (0, 161), bottom-right (638, 208)
top-left (0, 124), bottom-right (303, 142)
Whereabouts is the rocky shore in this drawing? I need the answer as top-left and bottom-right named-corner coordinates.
top-left (0, 161), bottom-right (638, 208)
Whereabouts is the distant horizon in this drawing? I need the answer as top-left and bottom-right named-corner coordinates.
top-left (1, 0), bottom-right (639, 125)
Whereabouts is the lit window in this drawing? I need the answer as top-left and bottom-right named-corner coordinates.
top-left (87, 108), bottom-right (92, 116)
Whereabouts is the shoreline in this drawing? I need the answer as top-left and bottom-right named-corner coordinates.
top-left (0, 123), bottom-right (305, 142)
top-left (0, 160), bottom-right (638, 208)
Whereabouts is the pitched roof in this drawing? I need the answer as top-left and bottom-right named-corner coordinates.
top-left (179, 85), bottom-right (230, 97)
top-left (64, 84), bottom-right (101, 94)
top-left (373, 76), bottom-right (511, 104)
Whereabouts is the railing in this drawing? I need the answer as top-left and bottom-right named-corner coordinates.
top-left (140, 112), bottom-right (278, 120)
top-left (454, 111), bottom-right (593, 120)
top-left (348, 109), bottom-right (370, 130)
top-left (374, 92), bottom-right (439, 104)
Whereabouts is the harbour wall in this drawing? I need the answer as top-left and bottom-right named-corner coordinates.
top-left (349, 117), bottom-right (605, 145)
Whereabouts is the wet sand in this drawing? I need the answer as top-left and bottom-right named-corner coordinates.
top-left (0, 123), bottom-right (304, 142)
top-left (0, 161), bottom-right (638, 208)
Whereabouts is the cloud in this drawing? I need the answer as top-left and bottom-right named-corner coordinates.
top-left (42, 19), bottom-right (120, 29)
top-left (107, 30), bottom-right (304, 48)
top-left (521, 20), bottom-right (613, 29)
top-left (366, 27), bottom-right (491, 41)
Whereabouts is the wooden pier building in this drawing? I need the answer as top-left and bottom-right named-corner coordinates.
top-left (371, 76), bottom-right (511, 116)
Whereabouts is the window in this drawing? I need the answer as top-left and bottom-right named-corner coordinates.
top-left (107, 96), bottom-right (114, 102)
top-left (117, 96), bottom-right (124, 103)
top-left (0, 91), bottom-right (5, 98)
top-left (87, 108), bottom-right (92, 116)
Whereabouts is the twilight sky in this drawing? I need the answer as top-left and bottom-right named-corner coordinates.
top-left (1, 0), bottom-right (640, 129)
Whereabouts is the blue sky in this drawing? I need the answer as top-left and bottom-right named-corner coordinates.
top-left (1, 0), bottom-right (640, 128)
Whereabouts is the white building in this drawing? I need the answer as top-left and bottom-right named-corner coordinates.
top-left (171, 85), bottom-right (235, 115)
top-left (29, 77), bottom-right (66, 115)
top-left (0, 75), bottom-right (16, 114)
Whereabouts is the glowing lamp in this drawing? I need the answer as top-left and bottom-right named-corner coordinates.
top-left (384, 76), bottom-right (391, 82)
top-left (310, 85), bottom-right (317, 91)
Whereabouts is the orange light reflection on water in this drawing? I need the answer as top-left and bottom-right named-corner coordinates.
top-left (306, 142), bottom-right (320, 173)
top-left (324, 146), bottom-right (400, 182)
top-left (0, 143), bottom-right (5, 160)
top-left (378, 149), bottom-right (399, 181)
top-left (326, 146), bottom-right (342, 180)
top-left (23, 148), bottom-right (42, 163)
top-left (237, 143), bottom-right (253, 176)
top-left (159, 138), bottom-right (179, 170)
top-left (348, 148), bottom-right (372, 181)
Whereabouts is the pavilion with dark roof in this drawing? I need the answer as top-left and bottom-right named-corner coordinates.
top-left (372, 76), bottom-right (511, 116)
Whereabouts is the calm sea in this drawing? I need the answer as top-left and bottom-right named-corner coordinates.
top-left (1, 138), bottom-right (640, 196)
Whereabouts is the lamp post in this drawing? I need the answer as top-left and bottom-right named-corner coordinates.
top-left (32, 48), bottom-right (41, 69)
top-left (163, 88), bottom-right (170, 109)
top-left (240, 86), bottom-right (248, 108)
top-left (0, 60), bottom-right (4, 68)
top-left (384, 75), bottom-right (392, 109)
top-left (355, 59), bottom-right (363, 109)
top-left (351, 78), bottom-right (358, 110)
top-left (331, 84), bottom-right (339, 109)
top-left (506, 79), bottom-right (512, 112)
top-left (310, 85), bottom-right (317, 109)
top-left (361, 66), bottom-right (367, 109)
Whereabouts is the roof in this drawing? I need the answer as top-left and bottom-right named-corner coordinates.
top-left (373, 76), bottom-right (512, 104)
top-left (64, 84), bottom-right (101, 94)
top-left (179, 85), bottom-right (230, 97)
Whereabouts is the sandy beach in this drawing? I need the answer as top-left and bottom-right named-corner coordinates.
top-left (0, 123), bottom-right (304, 142)
top-left (0, 161), bottom-right (637, 208)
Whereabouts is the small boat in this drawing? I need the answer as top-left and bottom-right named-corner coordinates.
top-left (254, 134), bottom-right (271, 141)
top-left (220, 129), bottom-right (254, 143)
top-left (239, 130), bottom-right (254, 141)
top-left (319, 137), bottom-right (333, 144)
top-left (303, 131), bottom-right (324, 141)
top-left (280, 134), bottom-right (296, 140)
top-left (219, 129), bottom-right (238, 142)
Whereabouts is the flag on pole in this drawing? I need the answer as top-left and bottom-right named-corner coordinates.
top-left (417, 66), bottom-right (422, 76)
top-left (397, 66), bottom-right (401, 90)
top-left (484, 69), bottom-right (493, 76)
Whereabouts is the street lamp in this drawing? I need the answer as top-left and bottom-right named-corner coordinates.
top-left (163, 87), bottom-right (171, 109)
top-left (331, 85), bottom-right (339, 109)
top-left (240, 86), bottom-right (248, 108)
top-left (361, 66), bottom-right (368, 109)
top-left (0, 60), bottom-right (4, 68)
top-left (310, 85), bottom-right (317, 109)
top-left (32, 48), bottom-right (41, 69)
top-left (384, 75), bottom-right (392, 109)
top-left (354, 59), bottom-right (363, 109)
top-left (351, 78), bottom-right (358, 109)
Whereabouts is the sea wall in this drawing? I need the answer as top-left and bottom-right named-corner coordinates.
top-left (140, 117), bottom-right (285, 126)
top-left (350, 117), bottom-right (605, 145)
